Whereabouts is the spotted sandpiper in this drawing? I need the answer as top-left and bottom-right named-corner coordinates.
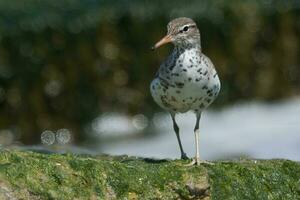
top-left (150, 17), bottom-right (221, 165)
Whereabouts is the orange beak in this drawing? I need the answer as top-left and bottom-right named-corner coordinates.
top-left (151, 35), bottom-right (172, 50)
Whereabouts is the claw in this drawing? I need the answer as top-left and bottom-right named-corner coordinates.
top-left (185, 159), bottom-right (197, 166)
top-left (199, 160), bottom-right (214, 165)
top-left (184, 158), bottom-right (214, 166)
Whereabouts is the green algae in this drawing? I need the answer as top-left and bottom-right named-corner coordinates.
top-left (0, 150), bottom-right (209, 199)
top-left (0, 150), bottom-right (299, 200)
top-left (207, 159), bottom-right (300, 200)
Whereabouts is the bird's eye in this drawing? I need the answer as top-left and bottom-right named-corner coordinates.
top-left (183, 26), bottom-right (189, 32)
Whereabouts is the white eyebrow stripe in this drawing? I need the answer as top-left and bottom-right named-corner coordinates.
top-left (180, 24), bottom-right (195, 30)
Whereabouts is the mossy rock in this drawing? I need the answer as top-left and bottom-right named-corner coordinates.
top-left (0, 150), bottom-right (299, 199)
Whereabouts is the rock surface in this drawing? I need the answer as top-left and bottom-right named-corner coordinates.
top-left (0, 150), bottom-right (299, 199)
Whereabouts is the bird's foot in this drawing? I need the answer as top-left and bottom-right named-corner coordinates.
top-left (184, 158), bottom-right (214, 166)
top-left (181, 153), bottom-right (189, 160)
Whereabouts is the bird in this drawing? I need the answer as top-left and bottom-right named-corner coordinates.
top-left (150, 17), bottom-right (221, 165)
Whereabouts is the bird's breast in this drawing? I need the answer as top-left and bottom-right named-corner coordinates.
top-left (152, 49), bottom-right (221, 113)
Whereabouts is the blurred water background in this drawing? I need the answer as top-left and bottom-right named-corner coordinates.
top-left (0, 0), bottom-right (299, 161)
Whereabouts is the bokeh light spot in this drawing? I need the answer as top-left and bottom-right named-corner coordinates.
top-left (41, 130), bottom-right (55, 145)
top-left (132, 114), bottom-right (148, 130)
top-left (44, 80), bottom-right (62, 97)
top-left (102, 43), bottom-right (119, 60)
top-left (56, 129), bottom-right (72, 145)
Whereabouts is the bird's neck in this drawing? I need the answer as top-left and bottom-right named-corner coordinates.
top-left (174, 42), bottom-right (201, 55)
top-left (174, 42), bottom-right (201, 53)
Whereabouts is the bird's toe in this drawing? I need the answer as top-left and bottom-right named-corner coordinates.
top-left (184, 158), bottom-right (214, 166)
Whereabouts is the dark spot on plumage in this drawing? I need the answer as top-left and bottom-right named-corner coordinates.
top-left (213, 73), bottom-right (217, 78)
top-left (179, 64), bottom-right (183, 67)
top-left (189, 58), bottom-right (193, 63)
top-left (171, 73), bottom-right (179, 76)
top-left (206, 98), bottom-right (211, 103)
top-left (197, 68), bottom-right (202, 73)
top-left (169, 64), bottom-right (175, 70)
top-left (163, 88), bottom-right (166, 93)
top-left (152, 85), bottom-right (155, 90)
top-left (199, 103), bottom-right (205, 109)
top-left (175, 82), bottom-right (184, 88)
top-left (166, 76), bottom-right (170, 80)
top-left (160, 80), bottom-right (169, 88)
top-left (160, 96), bottom-right (171, 107)
top-left (203, 70), bottom-right (208, 76)
top-left (195, 78), bottom-right (200, 82)
top-left (182, 99), bottom-right (186, 102)
top-left (161, 84), bottom-right (168, 90)
top-left (188, 65), bottom-right (193, 68)
top-left (176, 90), bottom-right (181, 94)
top-left (207, 89), bottom-right (213, 95)
top-left (213, 84), bottom-right (219, 90)
top-left (202, 85), bottom-right (208, 90)
top-left (182, 69), bottom-right (187, 72)
top-left (195, 109), bottom-right (198, 112)
top-left (189, 97), bottom-right (193, 100)
top-left (188, 78), bottom-right (192, 82)
top-left (160, 82), bottom-right (167, 88)
top-left (208, 93), bottom-right (213, 97)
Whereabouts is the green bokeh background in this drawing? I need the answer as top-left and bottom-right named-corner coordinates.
top-left (0, 0), bottom-right (299, 144)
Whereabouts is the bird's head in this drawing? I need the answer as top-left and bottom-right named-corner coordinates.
top-left (152, 17), bottom-right (200, 50)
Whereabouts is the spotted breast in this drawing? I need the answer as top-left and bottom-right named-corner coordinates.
top-left (150, 47), bottom-right (220, 113)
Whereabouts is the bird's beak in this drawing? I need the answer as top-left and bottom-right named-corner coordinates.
top-left (151, 35), bottom-right (172, 50)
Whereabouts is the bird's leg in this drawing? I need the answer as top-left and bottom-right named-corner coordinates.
top-left (195, 129), bottom-right (201, 165)
top-left (186, 113), bottom-right (211, 166)
top-left (171, 114), bottom-right (188, 160)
